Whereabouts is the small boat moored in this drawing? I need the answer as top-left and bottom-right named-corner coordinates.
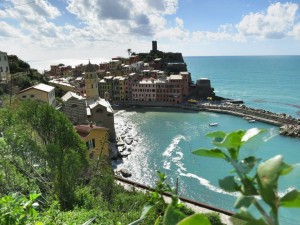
top-left (248, 119), bottom-right (256, 123)
top-left (209, 123), bottom-right (218, 126)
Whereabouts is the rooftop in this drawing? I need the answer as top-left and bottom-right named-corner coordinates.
top-left (74, 124), bottom-right (108, 138)
top-left (61, 91), bottom-right (84, 101)
top-left (33, 83), bottom-right (55, 92)
top-left (85, 61), bottom-right (96, 73)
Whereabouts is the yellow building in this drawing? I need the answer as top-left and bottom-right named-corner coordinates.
top-left (17, 83), bottom-right (56, 106)
top-left (75, 124), bottom-right (109, 159)
top-left (118, 77), bottom-right (126, 101)
top-left (84, 61), bottom-right (99, 98)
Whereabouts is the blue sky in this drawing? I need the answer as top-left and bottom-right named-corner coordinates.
top-left (1, 0), bottom-right (300, 70)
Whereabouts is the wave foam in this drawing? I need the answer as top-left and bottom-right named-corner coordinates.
top-left (163, 135), bottom-right (186, 157)
top-left (180, 172), bottom-right (238, 197)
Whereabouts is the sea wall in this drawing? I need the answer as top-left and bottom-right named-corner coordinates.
top-left (114, 101), bottom-right (300, 138)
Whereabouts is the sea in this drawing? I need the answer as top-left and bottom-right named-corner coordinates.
top-left (113, 56), bottom-right (300, 225)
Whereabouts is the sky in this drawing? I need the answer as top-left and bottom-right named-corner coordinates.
top-left (1, 0), bottom-right (300, 70)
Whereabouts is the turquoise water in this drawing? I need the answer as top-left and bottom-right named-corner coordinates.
top-left (185, 56), bottom-right (300, 118)
top-left (114, 56), bottom-right (300, 225)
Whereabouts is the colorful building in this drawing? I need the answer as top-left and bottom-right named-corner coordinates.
top-left (84, 61), bottom-right (99, 98)
top-left (75, 124), bottom-right (109, 158)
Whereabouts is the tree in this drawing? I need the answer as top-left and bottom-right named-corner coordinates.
top-left (19, 100), bottom-right (88, 210)
top-left (0, 100), bottom-right (88, 210)
top-left (127, 49), bottom-right (132, 57)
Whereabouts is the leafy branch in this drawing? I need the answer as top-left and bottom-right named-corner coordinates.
top-left (192, 128), bottom-right (300, 225)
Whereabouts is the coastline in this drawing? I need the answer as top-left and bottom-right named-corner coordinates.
top-left (113, 101), bottom-right (300, 138)
top-left (111, 101), bottom-right (300, 225)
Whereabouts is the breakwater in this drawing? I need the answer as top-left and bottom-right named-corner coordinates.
top-left (114, 101), bottom-right (300, 138)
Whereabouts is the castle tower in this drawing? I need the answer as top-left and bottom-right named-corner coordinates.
top-left (84, 61), bottom-right (99, 98)
top-left (152, 40), bottom-right (157, 52)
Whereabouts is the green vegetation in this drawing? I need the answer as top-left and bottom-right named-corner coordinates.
top-left (0, 100), bottom-right (149, 224)
top-left (5, 55), bottom-right (48, 91)
top-left (2, 98), bottom-right (299, 224)
top-left (192, 128), bottom-right (300, 225)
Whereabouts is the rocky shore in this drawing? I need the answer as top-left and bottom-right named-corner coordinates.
top-left (110, 114), bottom-right (141, 177)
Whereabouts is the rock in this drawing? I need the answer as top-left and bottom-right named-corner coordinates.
top-left (121, 150), bottom-right (131, 157)
top-left (120, 168), bottom-right (132, 178)
top-left (124, 137), bottom-right (133, 145)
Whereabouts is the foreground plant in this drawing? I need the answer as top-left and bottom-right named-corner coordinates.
top-left (130, 171), bottom-right (217, 225)
top-left (0, 193), bottom-right (42, 225)
top-left (192, 128), bottom-right (300, 225)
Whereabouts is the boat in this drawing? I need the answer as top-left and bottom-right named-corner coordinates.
top-left (248, 119), bottom-right (256, 123)
top-left (209, 123), bottom-right (218, 126)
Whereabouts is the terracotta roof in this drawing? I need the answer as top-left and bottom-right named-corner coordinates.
top-left (74, 125), bottom-right (108, 138)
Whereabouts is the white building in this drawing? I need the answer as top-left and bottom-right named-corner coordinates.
top-left (0, 51), bottom-right (10, 82)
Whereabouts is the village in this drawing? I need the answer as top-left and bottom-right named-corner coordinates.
top-left (1, 41), bottom-right (300, 168)
top-left (1, 41), bottom-right (222, 165)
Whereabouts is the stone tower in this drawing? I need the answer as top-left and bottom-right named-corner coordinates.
top-left (84, 61), bottom-right (99, 98)
top-left (152, 40), bottom-right (157, 52)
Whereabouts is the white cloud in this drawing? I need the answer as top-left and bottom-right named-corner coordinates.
top-left (289, 23), bottom-right (300, 39)
top-left (0, 21), bottom-right (20, 37)
top-left (1, 0), bottom-right (300, 64)
top-left (175, 17), bottom-right (184, 28)
top-left (236, 2), bottom-right (298, 39)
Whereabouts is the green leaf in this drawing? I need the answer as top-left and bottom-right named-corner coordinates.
top-left (177, 213), bottom-right (211, 225)
top-left (241, 177), bottom-right (258, 196)
top-left (279, 162), bottom-right (293, 176)
top-left (206, 131), bottom-right (226, 142)
top-left (256, 155), bottom-right (292, 208)
top-left (238, 156), bottom-right (261, 174)
top-left (129, 204), bottom-right (155, 225)
top-left (245, 218), bottom-right (268, 225)
top-left (234, 196), bottom-right (255, 209)
top-left (212, 130), bottom-right (245, 159)
top-left (192, 148), bottom-right (226, 159)
top-left (280, 189), bottom-right (300, 208)
top-left (233, 207), bottom-right (256, 221)
top-left (241, 128), bottom-right (265, 142)
top-left (219, 176), bottom-right (238, 192)
top-left (157, 171), bottom-right (166, 181)
top-left (154, 216), bottom-right (161, 225)
top-left (34, 222), bottom-right (44, 225)
top-left (162, 204), bottom-right (187, 225)
top-left (29, 193), bottom-right (41, 202)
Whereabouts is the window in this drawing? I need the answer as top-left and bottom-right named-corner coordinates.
top-left (71, 104), bottom-right (77, 108)
top-left (86, 139), bottom-right (95, 150)
top-left (4, 56), bottom-right (6, 61)
top-left (30, 94), bottom-right (35, 98)
top-left (22, 95), bottom-right (26, 98)
top-left (0, 67), bottom-right (2, 72)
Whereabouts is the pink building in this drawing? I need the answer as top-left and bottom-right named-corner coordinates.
top-left (131, 72), bottom-right (189, 104)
